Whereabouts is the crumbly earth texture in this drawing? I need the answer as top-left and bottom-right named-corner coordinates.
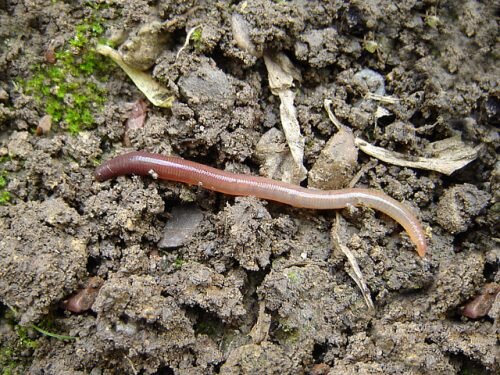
top-left (0, 0), bottom-right (498, 374)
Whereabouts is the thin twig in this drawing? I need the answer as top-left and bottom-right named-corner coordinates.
top-left (323, 99), bottom-right (344, 131)
top-left (331, 215), bottom-right (374, 310)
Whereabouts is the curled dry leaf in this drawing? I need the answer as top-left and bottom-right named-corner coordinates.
top-left (249, 301), bottom-right (271, 344)
top-left (331, 215), bottom-right (374, 310)
top-left (325, 99), bottom-right (480, 175)
top-left (354, 136), bottom-right (481, 175)
top-left (96, 44), bottom-right (174, 108)
top-left (263, 52), bottom-right (306, 183)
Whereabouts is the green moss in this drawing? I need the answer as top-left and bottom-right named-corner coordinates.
top-left (1, 302), bottom-right (76, 373)
top-left (0, 321), bottom-right (74, 374)
top-left (190, 28), bottom-right (203, 50)
top-left (174, 257), bottom-right (185, 269)
top-left (0, 171), bottom-right (10, 205)
top-left (0, 173), bottom-right (7, 189)
top-left (0, 348), bottom-right (21, 375)
top-left (22, 2), bottom-right (112, 135)
top-left (0, 191), bottom-right (10, 205)
top-left (0, 315), bottom-right (36, 374)
top-left (14, 326), bottom-right (39, 350)
top-left (89, 156), bottom-right (102, 167)
top-left (275, 320), bottom-right (300, 344)
top-left (286, 270), bottom-right (300, 284)
top-left (425, 14), bottom-right (440, 29)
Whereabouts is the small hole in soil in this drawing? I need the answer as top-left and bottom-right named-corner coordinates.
top-left (483, 261), bottom-right (498, 281)
top-left (119, 313), bottom-right (129, 324)
top-left (340, 6), bottom-right (367, 37)
top-left (86, 256), bottom-right (101, 274)
top-left (213, 361), bottom-right (223, 373)
top-left (183, 305), bottom-right (226, 338)
top-left (410, 109), bottom-right (439, 130)
top-left (312, 342), bottom-right (328, 363)
top-left (376, 113), bottom-right (396, 127)
top-left (152, 366), bottom-right (174, 375)
top-left (445, 305), bottom-right (465, 322)
top-left (448, 353), bottom-right (490, 375)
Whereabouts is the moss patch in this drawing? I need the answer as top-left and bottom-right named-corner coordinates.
top-left (23, 2), bottom-right (113, 135)
top-left (0, 163), bottom-right (11, 206)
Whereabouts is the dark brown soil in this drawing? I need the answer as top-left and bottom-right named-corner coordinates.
top-left (0, 1), bottom-right (498, 374)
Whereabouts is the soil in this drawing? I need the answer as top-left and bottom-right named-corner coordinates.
top-left (0, 1), bottom-right (498, 374)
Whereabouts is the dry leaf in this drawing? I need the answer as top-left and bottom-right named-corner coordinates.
top-left (263, 52), bottom-right (306, 183)
top-left (96, 44), bottom-right (174, 108)
top-left (355, 136), bottom-right (481, 175)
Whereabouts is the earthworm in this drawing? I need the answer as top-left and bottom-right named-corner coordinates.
top-left (95, 151), bottom-right (427, 256)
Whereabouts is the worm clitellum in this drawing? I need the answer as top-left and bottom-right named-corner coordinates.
top-left (95, 151), bottom-right (427, 256)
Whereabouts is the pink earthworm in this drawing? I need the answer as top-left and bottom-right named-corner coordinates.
top-left (95, 151), bottom-right (427, 256)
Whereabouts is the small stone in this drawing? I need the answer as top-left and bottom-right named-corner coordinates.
top-left (0, 88), bottom-right (8, 101)
top-left (309, 129), bottom-right (357, 189)
top-left (158, 205), bottom-right (204, 249)
top-left (436, 184), bottom-right (491, 234)
top-left (62, 277), bottom-right (104, 313)
top-left (36, 115), bottom-right (52, 136)
top-left (462, 283), bottom-right (500, 319)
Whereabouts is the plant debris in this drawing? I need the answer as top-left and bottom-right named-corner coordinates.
top-left (96, 44), bottom-right (174, 108)
top-left (325, 99), bottom-right (481, 175)
top-left (331, 214), bottom-right (374, 310)
top-left (176, 25), bottom-right (202, 59)
top-left (263, 52), bottom-right (306, 183)
top-left (249, 301), bottom-right (271, 344)
top-left (354, 136), bottom-right (481, 176)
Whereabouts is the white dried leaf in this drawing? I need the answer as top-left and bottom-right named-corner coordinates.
top-left (355, 136), bottom-right (481, 175)
top-left (263, 52), bottom-right (306, 182)
top-left (96, 44), bottom-right (174, 108)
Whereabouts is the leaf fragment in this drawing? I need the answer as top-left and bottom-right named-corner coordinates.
top-left (263, 52), bottom-right (306, 183)
top-left (355, 136), bottom-right (481, 175)
top-left (96, 44), bottom-right (174, 108)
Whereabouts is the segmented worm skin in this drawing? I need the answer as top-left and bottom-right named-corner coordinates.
top-left (95, 151), bottom-right (427, 256)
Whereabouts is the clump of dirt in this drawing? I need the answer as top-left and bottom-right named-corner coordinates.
top-left (0, 198), bottom-right (87, 325)
top-left (0, 0), bottom-right (498, 374)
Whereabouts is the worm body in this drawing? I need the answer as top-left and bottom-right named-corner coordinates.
top-left (95, 151), bottom-right (427, 256)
